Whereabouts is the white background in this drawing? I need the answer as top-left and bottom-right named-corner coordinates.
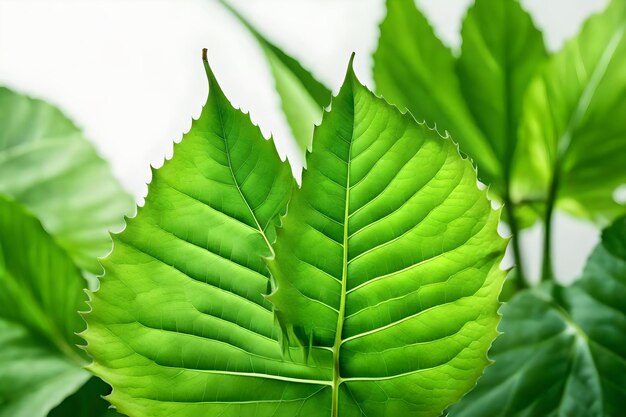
top-left (0, 0), bottom-right (608, 282)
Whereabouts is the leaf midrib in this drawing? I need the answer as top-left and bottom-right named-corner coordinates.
top-left (330, 82), bottom-right (356, 417)
top-left (215, 95), bottom-right (275, 257)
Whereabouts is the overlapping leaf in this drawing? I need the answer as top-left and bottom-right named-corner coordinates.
top-left (84, 55), bottom-right (506, 417)
top-left (0, 87), bottom-right (134, 276)
top-left (449, 216), bottom-right (626, 417)
top-left (512, 0), bottom-right (626, 225)
top-left (374, 0), bottom-right (546, 224)
top-left (0, 195), bottom-right (90, 417)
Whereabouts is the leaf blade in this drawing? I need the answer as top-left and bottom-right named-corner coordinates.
top-left (268, 62), bottom-right (508, 416)
top-left (373, 0), bottom-right (500, 186)
top-left (83, 56), bottom-right (333, 417)
top-left (0, 196), bottom-right (91, 417)
top-left (512, 0), bottom-right (626, 224)
top-left (0, 87), bottom-right (134, 276)
top-left (448, 216), bottom-right (626, 417)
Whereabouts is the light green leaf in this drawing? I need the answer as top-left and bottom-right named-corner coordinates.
top-left (457, 0), bottom-right (547, 194)
top-left (267, 61), bottom-right (507, 416)
top-left (0, 195), bottom-right (91, 417)
top-left (512, 0), bottom-right (626, 225)
top-left (449, 216), bottom-right (626, 417)
top-left (83, 54), bottom-right (330, 417)
top-left (220, 0), bottom-right (331, 154)
top-left (373, 0), bottom-right (500, 188)
top-left (85, 55), bottom-right (506, 417)
top-left (0, 87), bottom-right (134, 276)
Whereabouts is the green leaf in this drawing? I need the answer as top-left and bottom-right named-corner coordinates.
top-left (49, 377), bottom-right (124, 417)
top-left (220, 0), bottom-right (331, 154)
top-left (373, 0), bottom-right (500, 188)
top-left (82, 54), bottom-right (327, 417)
top-left (374, 0), bottom-right (546, 205)
top-left (0, 87), bottom-right (135, 276)
top-left (448, 216), bottom-right (626, 417)
top-left (267, 61), bottom-right (507, 416)
top-left (457, 0), bottom-right (547, 191)
top-left (512, 0), bottom-right (626, 225)
top-left (85, 55), bottom-right (506, 417)
top-left (0, 195), bottom-right (91, 417)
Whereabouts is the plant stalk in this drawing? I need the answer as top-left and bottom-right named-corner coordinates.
top-left (541, 174), bottom-right (559, 282)
top-left (503, 196), bottom-right (527, 290)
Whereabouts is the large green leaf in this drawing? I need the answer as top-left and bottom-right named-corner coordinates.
top-left (0, 87), bottom-right (134, 276)
top-left (373, 0), bottom-right (500, 189)
top-left (267, 62), bottom-right (507, 416)
top-left (220, 0), bottom-right (331, 154)
top-left (0, 195), bottom-right (91, 417)
top-left (449, 216), bottom-right (626, 417)
top-left (84, 55), bottom-right (506, 417)
top-left (512, 0), bottom-right (626, 224)
top-left (82, 54), bottom-right (325, 417)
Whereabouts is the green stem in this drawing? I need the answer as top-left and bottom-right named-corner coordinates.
top-left (541, 174), bottom-right (558, 282)
top-left (503, 196), bottom-right (527, 290)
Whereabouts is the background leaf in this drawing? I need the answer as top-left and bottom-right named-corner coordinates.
top-left (0, 87), bottom-right (134, 277)
top-left (267, 62), bottom-right (507, 416)
top-left (221, 0), bottom-right (331, 154)
top-left (512, 0), bottom-right (626, 225)
top-left (0, 195), bottom-right (91, 417)
top-left (448, 216), bottom-right (626, 417)
top-left (373, 0), bottom-right (500, 187)
top-left (457, 0), bottom-right (547, 199)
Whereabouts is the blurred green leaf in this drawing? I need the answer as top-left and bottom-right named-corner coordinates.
top-left (82, 55), bottom-right (314, 417)
top-left (83, 57), bottom-right (506, 416)
top-left (374, 0), bottom-right (546, 207)
top-left (0, 195), bottom-right (90, 417)
top-left (457, 0), bottom-right (547, 193)
top-left (448, 216), bottom-right (626, 417)
top-left (374, 0), bottom-right (500, 190)
top-left (0, 87), bottom-right (134, 277)
top-left (221, 0), bottom-right (331, 154)
top-left (512, 0), bottom-right (626, 225)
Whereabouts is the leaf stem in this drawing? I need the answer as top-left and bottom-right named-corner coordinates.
top-left (503, 195), bottom-right (527, 290)
top-left (541, 174), bottom-right (559, 282)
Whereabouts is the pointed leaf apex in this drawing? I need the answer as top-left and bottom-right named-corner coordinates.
top-left (202, 49), bottom-right (223, 98)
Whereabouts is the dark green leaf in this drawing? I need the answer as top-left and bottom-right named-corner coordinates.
top-left (449, 216), bottom-right (626, 417)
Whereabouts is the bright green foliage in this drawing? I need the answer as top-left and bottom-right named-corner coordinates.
top-left (83, 56), bottom-right (324, 417)
top-left (512, 0), bottom-right (626, 225)
top-left (0, 87), bottom-right (134, 276)
top-left (0, 196), bottom-right (90, 417)
top-left (220, 0), bottom-right (331, 153)
top-left (374, 0), bottom-right (546, 211)
top-left (84, 55), bottom-right (506, 417)
top-left (449, 216), bottom-right (626, 417)
top-left (457, 0), bottom-right (547, 194)
top-left (268, 60), bottom-right (507, 417)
